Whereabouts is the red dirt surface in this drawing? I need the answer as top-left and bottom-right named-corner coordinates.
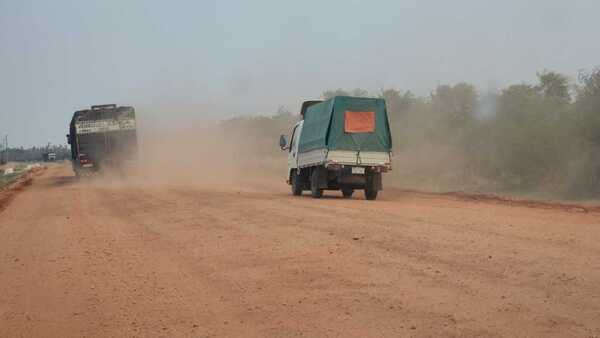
top-left (0, 164), bottom-right (599, 337)
top-left (0, 167), bottom-right (43, 213)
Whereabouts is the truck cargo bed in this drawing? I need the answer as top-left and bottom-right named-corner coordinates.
top-left (298, 149), bottom-right (391, 168)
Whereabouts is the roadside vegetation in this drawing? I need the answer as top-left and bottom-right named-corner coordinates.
top-left (0, 164), bottom-right (28, 188)
top-left (221, 68), bottom-right (600, 200)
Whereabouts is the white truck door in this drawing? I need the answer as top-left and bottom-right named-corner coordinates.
top-left (287, 121), bottom-right (303, 173)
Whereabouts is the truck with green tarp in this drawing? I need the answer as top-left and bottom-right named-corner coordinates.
top-left (279, 96), bottom-right (392, 200)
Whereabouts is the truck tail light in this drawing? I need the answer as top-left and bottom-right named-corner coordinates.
top-left (371, 165), bottom-right (391, 173)
top-left (79, 154), bottom-right (91, 164)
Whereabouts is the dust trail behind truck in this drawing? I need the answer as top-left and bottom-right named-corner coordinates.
top-left (67, 104), bottom-right (138, 177)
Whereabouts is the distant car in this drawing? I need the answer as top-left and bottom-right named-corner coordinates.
top-left (42, 152), bottom-right (57, 162)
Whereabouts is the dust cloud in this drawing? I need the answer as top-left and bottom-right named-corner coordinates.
top-left (130, 117), bottom-right (289, 192)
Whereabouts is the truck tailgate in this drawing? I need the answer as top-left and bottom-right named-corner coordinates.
top-left (327, 150), bottom-right (391, 166)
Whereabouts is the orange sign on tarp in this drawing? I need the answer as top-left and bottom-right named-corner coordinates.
top-left (344, 111), bottom-right (375, 133)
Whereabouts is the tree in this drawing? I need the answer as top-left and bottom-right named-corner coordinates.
top-left (350, 88), bottom-right (369, 97)
top-left (380, 89), bottom-right (415, 114)
top-left (535, 70), bottom-right (570, 104)
top-left (321, 88), bottom-right (368, 100)
top-left (430, 83), bottom-right (478, 130)
top-left (578, 67), bottom-right (600, 97)
top-left (322, 89), bottom-right (349, 99)
top-left (574, 68), bottom-right (600, 145)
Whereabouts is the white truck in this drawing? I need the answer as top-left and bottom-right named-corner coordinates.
top-left (280, 96), bottom-right (392, 200)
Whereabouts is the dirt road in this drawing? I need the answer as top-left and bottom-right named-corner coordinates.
top-left (1, 164), bottom-right (599, 337)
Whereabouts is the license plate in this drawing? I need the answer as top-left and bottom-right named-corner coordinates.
top-left (351, 167), bottom-right (365, 175)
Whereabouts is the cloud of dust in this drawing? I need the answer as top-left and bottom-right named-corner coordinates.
top-left (131, 116), bottom-right (289, 192)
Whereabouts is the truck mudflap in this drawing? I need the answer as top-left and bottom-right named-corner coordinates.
top-left (312, 166), bottom-right (329, 189)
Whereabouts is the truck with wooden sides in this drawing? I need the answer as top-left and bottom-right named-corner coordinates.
top-left (279, 96), bottom-right (392, 200)
top-left (67, 104), bottom-right (138, 176)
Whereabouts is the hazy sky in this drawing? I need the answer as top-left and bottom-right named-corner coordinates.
top-left (1, 0), bottom-right (599, 146)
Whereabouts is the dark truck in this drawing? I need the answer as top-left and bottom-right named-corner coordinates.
top-left (67, 104), bottom-right (138, 176)
top-left (280, 96), bottom-right (393, 200)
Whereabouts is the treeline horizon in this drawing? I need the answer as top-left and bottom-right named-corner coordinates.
top-left (1, 144), bottom-right (70, 163)
top-left (221, 67), bottom-right (600, 200)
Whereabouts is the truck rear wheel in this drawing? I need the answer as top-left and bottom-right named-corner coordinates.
top-left (310, 169), bottom-right (323, 198)
top-left (342, 188), bottom-right (354, 198)
top-left (365, 175), bottom-right (378, 200)
top-left (364, 188), bottom-right (378, 200)
top-left (291, 170), bottom-right (303, 196)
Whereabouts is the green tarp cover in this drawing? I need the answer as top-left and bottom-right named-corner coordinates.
top-left (298, 96), bottom-right (392, 153)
